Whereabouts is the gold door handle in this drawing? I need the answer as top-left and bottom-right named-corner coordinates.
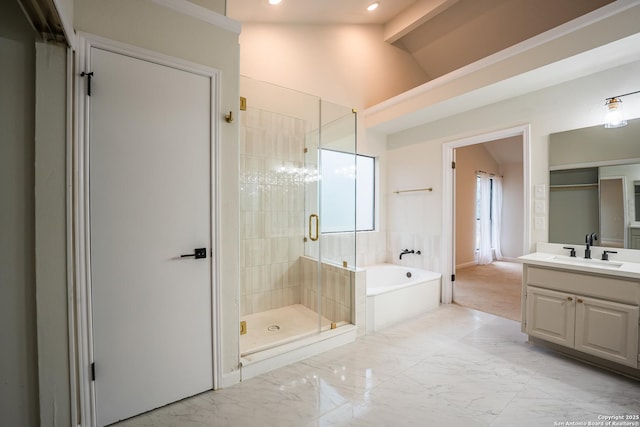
top-left (309, 214), bottom-right (319, 241)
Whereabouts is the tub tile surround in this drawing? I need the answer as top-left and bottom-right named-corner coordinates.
top-left (114, 305), bottom-right (640, 427)
top-left (387, 231), bottom-right (441, 271)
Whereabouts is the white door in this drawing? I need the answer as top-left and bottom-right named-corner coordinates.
top-left (89, 47), bottom-right (213, 426)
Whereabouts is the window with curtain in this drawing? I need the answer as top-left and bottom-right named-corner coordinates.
top-left (476, 172), bottom-right (503, 265)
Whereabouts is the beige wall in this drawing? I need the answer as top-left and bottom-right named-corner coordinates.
top-left (75, 0), bottom-right (242, 381)
top-left (239, 23), bottom-right (428, 110)
top-left (0, 2), bottom-right (39, 425)
top-left (188, 0), bottom-right (226, 15)
top-left (455, 144), bottom-right (499, 267)
top-left (35, 42), bottom-right (70, 426)
top-left (500, 161), bottom-right (524, 258)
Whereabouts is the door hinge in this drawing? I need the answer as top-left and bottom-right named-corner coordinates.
top-left (451, 274), bottom-right (456, 282)
top-left (451, 161), bottom-right (456, 169)
top-left (80, 71), bottom-right (94, 96)
top-left (304, 147), bottom-right (308, 153)
top-left (240, 96), bottom-right (247, 111)
top-left (91, 362), bottom-right (95, 381)
top-left (637, 353), bottom-right (640, 362)
top-left (240, 321), bottom-right (247, 335)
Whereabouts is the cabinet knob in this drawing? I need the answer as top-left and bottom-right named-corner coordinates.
top-left (577, 298), bottom-right (583, 304)
top-left (567, 297), bottom-right (573, 302)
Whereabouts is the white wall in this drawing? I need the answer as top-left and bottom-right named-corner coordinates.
top-left (386, 141), bottom-right (442, 271)
top-left (385, 59), bottom-right (640, 276)
top-left (0, 2), bottom-right (39, 425)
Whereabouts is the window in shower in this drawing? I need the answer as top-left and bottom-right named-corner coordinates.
top-left (319, 149), bottom-right (374, 233)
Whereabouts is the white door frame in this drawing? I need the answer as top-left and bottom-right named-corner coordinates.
top-left (441, 125), bottom-right (531, 303)
top-left (71, 32), bottom-right (222, 426)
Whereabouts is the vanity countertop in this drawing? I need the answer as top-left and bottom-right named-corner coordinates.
top-left (520, 243), bottom-right (640, 280)
top-left (520, 252), bottom-right (640, 280)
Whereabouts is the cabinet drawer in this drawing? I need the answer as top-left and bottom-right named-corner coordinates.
top-left (526, 266), bottom-right (640, 304)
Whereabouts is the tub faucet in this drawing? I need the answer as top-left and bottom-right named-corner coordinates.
top-left (584, 233), bottom-right (598, 259)
top-left (399, 249), bottom-right (421, 260)
top-left (399, 249), bottom-right (414, 260)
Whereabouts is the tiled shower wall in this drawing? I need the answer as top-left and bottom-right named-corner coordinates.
top-left (300, 256), bottom-right (353, 325)
top-left (240, 106), bottom-right (360, 321)
top-left (239, 107), bottom-right (307, 316)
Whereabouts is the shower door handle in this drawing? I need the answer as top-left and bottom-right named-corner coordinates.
top-left (309, 214), bottom-right (319, 241)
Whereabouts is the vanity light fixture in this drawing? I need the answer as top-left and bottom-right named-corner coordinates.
top-left (268, 0), bottom-right (282, 5)
top-left (604, 90), bottom-right (640, 128)
top-left (367, 2), bottom-right (380, 12)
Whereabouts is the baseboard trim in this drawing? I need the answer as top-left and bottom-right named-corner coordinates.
top-left (221, 370), bottom-right (241, 388)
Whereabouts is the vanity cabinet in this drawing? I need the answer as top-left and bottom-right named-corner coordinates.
top-left (527, 286), bottom-right (639, 367)
top-left (523, 265), bottom-right (640, 370)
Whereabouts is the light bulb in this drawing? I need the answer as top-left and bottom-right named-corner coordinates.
top-left (604, 97), bottom-right (627, 128)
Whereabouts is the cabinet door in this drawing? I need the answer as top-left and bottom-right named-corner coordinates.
top-left (575, 297), bottom-right (639, 368)
top-left (630, 230), bottom-right (640, 250)
top-left (526, 286), bottom-right (575, 348)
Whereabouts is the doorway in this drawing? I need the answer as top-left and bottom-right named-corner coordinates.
top-left (441, 126), bottom-right (530, 319)
top-left (599, 177), bottom-right (626, 248)
top-left (73, 35), bottom-right (222, 426)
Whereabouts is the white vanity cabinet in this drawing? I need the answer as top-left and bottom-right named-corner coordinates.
top-left (523, 264), bottom-right (640, 371)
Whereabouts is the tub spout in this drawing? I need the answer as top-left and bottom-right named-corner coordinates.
top-left (399, 249), bottom-right (414, 260)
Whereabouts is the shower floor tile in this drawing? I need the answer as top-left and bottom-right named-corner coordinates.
top-left (240, 304), bottom-right (332, 356)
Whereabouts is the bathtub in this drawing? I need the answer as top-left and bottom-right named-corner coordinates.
top-left (365, 264), bottom-right (441, 333)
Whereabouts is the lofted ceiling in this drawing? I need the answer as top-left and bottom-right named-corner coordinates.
top-left (228, 0), bottom-right (615, 82)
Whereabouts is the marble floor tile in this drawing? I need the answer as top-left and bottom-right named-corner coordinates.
top-left (114, 305), bottom-right (640, 427)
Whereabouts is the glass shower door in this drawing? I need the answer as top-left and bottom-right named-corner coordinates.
top-left (239, 75), bottom-right (356, 357)
top-left (304, 101), bottom-right (357, 331)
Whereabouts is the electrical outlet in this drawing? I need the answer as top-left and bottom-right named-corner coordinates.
top-left (535, 200), bottom-right (546, 214)
top-left (534, 184), bottom-right (546, 199)
top-left (534, 216), bottom-right (545, 230)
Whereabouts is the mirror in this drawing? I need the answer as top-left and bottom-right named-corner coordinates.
top-left (549, 118), bottom-right (640, 249)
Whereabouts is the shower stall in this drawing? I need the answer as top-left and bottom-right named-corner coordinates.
top-left (239, 77), bottom-right (357, 359)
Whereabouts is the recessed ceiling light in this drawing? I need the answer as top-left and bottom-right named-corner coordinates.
top-left (367, 2), bottom-right (379, 12)
top-left (269, 0), bottom-right (282, 5)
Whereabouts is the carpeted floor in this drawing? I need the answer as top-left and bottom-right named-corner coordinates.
top-left (453, 261), bottom-right (523, 321)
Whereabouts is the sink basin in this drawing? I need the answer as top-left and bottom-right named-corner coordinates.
top-left (548, 255), bottom-right (623, 269)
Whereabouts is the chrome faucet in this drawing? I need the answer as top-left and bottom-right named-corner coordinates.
top-left (584, 233), bottom-right (598, 259)
top-left (399, 249), bottom-right (421, 260)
